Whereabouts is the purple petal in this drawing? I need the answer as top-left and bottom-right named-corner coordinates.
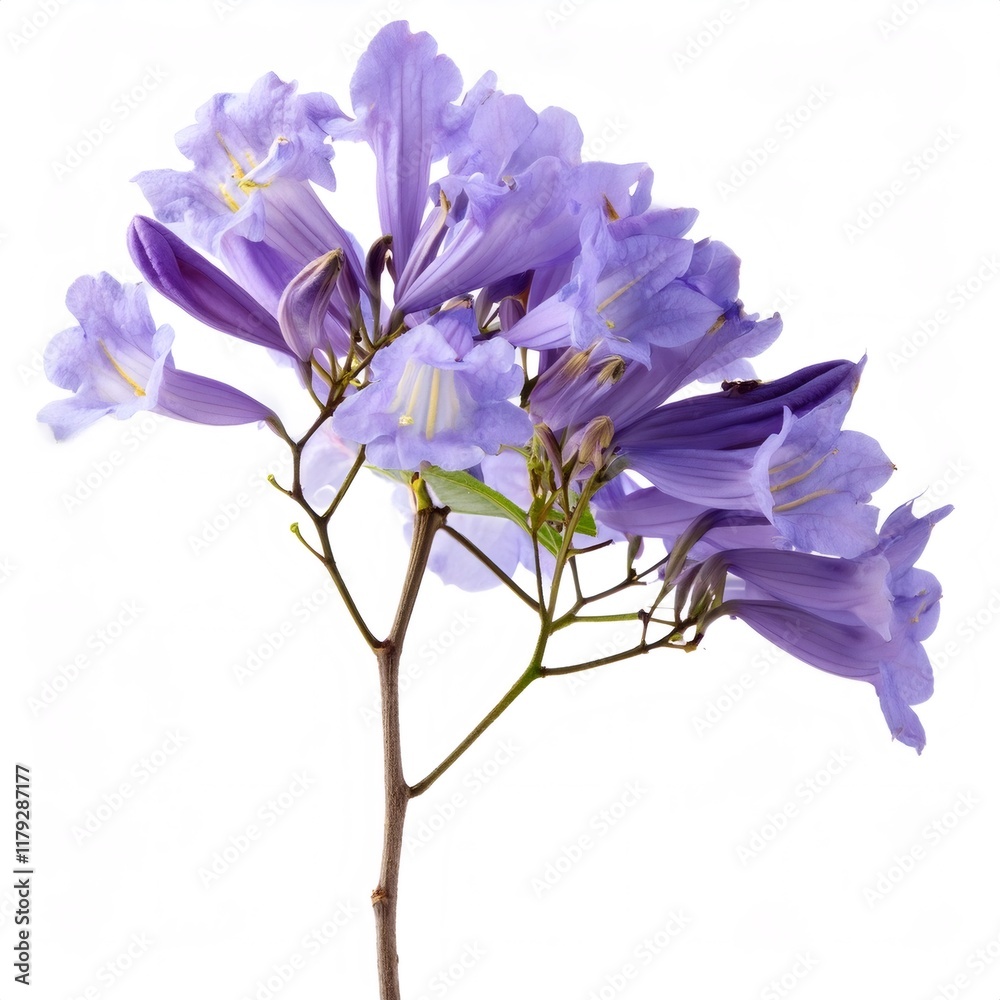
top-left (333, 21), bottom-right (464, 271)
top-left (128, 216), bottom-right (289, 354)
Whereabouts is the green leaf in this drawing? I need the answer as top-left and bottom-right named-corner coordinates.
top-left (367, 465), bottom-right (595, 556)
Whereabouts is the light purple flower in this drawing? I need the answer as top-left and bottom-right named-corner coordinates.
top-left (38, 274), bottom-right (273, 440)
top-left (505, 208), bottom-right (733, 365)
top-left (332, 305), bottom-right (531, 471)
top-left (707, 502), bottom-right (951, 752)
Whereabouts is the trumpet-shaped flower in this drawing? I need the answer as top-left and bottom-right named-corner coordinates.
top-left (332, 305), bottom-right (531, 471)
top-left (38, 274), bottom-right (273, 440)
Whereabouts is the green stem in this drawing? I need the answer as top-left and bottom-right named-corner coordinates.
top-left (551, 611), bottom-right (642, 633)
top-left (440, 526), bottom-right (539, 611)
top-left (409, 661), bottom-right (541, 797)
top-left (540, 630), bottom-right (694, 678)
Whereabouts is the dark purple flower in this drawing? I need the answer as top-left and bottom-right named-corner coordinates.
top-left (610, 359), bottom-right (893, 556)
top-left (127, 215), bottom-right (289, 354)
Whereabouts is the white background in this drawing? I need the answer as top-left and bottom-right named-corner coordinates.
top-left (3, 1), bottom-right (998, 998)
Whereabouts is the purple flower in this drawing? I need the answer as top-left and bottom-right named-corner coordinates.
top-left (134, 72), bottom-right (347, 255)
top-left (609, 359), bottom-right (893, 556)
top-left (394, 158), bottom-right (652, 315)
top-left (332, 305), bottom-right (531, 471)
top-left (528, 303), bottom-right (781, 436)
top-left (133, 72), bottom-right (366, 325)
top-left (329, 21), bottom-right (466, 273)
top-left (298, 419), bottom-right (360, 508)
top-left (127, 215), bottom-right (289, 354)
top-left (705, 502), bottom-right (951, 752)
top-left (38, 274), bottom-right (273, 440)
top-left (505, 208), bottom-right (733, 365)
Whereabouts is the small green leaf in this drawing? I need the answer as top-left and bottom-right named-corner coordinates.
top-left (367, 465), bottom-right (595, 556)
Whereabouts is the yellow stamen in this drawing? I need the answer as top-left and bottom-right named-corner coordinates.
top-left (426, 369), bottom-right (441, 440)
top-left (770, 450), bottom-right (837, 493)
top-left (596, 274), bottom-right (643, 314)
top-left (98, 340), bottom-right (146, 397)
top-left (602, 195), bottom-right (621, 221)
top-left (705, 314), bottom-right (726, 336)
top-left (772, 489), bottom-right (834, 513)
top-left (396, 363), bottom-right (425, 428)
top-left (563, 346), bottom-right (596, 380)
top-left (219, 183), bottom-right (240, 213)
top-left (216, 133), bottom-right (246, 180)
top-left (597, 356), bottom-right (627, 385)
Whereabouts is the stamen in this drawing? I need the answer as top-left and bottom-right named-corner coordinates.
top-left (597, 357), bottom-right (627, 385)
top-left (218, 183), bottom-right (240, 213)
top-left (772, 489), bottom-right (835, 513)
top-left (426, 369), bottom-right (441, 440)
top-left (596, 274), bottom-right (644, 314)
top-left (98, 340), bottom-right (146, 397)
top-left (770, 449), bottom-right (837, 493)
top-left (216, 133), bottom-right (246, 180)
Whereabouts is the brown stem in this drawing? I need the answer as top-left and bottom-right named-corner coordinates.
top-left (372, 503), bottom-right (448, 1000)
top-left (372, 641), bottom-right (408, 1000)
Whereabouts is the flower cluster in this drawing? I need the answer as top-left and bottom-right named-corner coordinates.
top-left (40, 21), bottom-right (948, 751)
